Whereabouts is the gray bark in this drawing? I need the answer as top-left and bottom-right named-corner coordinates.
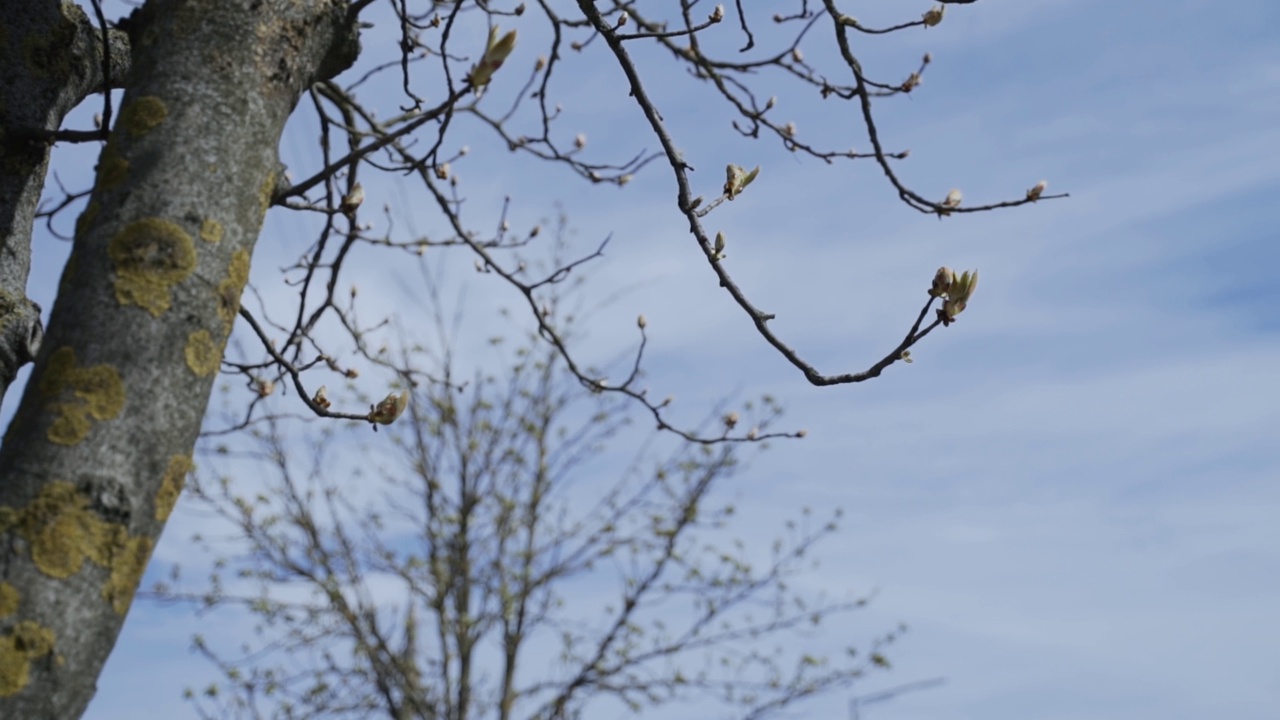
top-left (0, 1), bottom-right (127, 403)
top-left (0, 2), bottom-right (358, 717)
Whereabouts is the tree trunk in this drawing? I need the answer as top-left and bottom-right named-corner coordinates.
top-left (0, 2), bottom-right (358, 717)
top-left (0, 1), bottom-right (127, 404)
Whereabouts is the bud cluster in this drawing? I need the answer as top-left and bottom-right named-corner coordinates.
top-left (929, 267), bottom-right (979, 326)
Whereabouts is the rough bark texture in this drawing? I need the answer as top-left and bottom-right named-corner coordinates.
top-left (0, 1), bottom-right (127, 403)
top-left (0, 1), bottom-right (358, 717)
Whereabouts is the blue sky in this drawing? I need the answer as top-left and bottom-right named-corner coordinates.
top-left (5, 0), bottom-right (1277, 718)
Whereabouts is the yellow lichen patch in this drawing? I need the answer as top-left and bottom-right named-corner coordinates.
top-left (108, 218), bottom-right (197, 317)
top-left (118, 96), bottom-right (168, 137)
top-left (96, 144), bottom-right (128, 190)
top-left (47, 411), bottom-right (91, 446)
top-left (184, 330), bottom-right (219, 377)
top-left (199, 218), bottom-right (223, 244)
top-left (101, 532), bottom-right (154, 615)
top-left (73, 202), bottom-right (100, 240)
top-left (217, 249), bottom-right (251, 333)
top-left (0, 583), bottom-right (18, 618)
top-left (258, 170), bottom-right (276, 216)
top-left (155, 455), bottom-right (193, 522)
top-left (1, 481), bottom-right (156, 616)
top-left (3, 481), bottom-right (111, 579)
top-left (0, 621), bottom-right (56, 697)
top-left (39, 347), bottom-right (125, 446)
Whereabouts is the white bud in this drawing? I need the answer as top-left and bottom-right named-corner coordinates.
top-left (369, 390), bottom-right (409, 425)
top-left (340, 183), bottom-right (364, 214)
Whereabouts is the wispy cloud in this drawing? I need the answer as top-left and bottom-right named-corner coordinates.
top-left (63, 1), bottom-right (1280, 719)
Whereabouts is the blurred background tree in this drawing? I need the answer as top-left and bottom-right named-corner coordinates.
top-left (152, 254), bottom-right (899, 720)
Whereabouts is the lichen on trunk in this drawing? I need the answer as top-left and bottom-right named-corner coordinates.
top-left (0, 2), bottom-right (359, 717)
